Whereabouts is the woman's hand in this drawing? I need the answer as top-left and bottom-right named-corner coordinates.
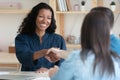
top-left (45, 51), bottom-right (60, 62)
top-left (36, 67), bottom-right (49, 73)
top-left (45, 48), bottom-right (61, 62)
top-left (36, 66), bottom-right (59, 77)
top-left (49, 65), bottom-right (59, 77)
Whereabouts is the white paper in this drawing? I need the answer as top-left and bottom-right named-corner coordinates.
top-left (0, 72), bottom-right (9, 75)
top-left (32, 77), bottom-right (50, 80)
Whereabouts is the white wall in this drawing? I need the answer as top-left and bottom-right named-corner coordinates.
top-left (0, 0), bottom-right (49, 52)
top-left (0, 14), bottom-right (25, 52)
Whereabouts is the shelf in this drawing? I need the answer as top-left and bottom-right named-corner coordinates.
top-left (66, 44), bottom-right (81, 49)
top-left (113, 11), bottom-right (120, 14)
top-left (0, 9), bottom-right (30, 14)
top-left (56, 10), bottom-right (120, 14)
top-left (56, 11), bottom-right (88, 14)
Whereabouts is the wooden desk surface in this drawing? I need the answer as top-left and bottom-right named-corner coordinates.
top-left (0, 52), bottom-right (20, 71)
top-left (0, 52), bottom-right (19, 64)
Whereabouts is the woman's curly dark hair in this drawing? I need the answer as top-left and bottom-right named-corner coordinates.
top-left (17, 2), bottom-right (57, 35)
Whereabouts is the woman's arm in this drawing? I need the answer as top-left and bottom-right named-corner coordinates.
top-left (33, 49), bottom-right (48, 60)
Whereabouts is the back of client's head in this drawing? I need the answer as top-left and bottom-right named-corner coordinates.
top-left (90, 7), bottom-right (114, 29)
top-left (80, 11), bottom-right (115, 76)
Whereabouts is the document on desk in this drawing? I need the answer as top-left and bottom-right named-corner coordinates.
top-left (28, 77), bottom-right (50, 80)
top-left (0, 72), bottom-right (9, 75)
top-left (0, 75), bottom-right (50, 80)
top-left (0, 72), bottom-right (50, 80)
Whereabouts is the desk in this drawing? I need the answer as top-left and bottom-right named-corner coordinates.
top-left (0, 52), bottom-right (20, 71)
top-left (0, 71), bottom-right (50, 80)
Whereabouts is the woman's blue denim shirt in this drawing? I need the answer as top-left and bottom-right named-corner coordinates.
top-left (15, 33), bottom-right (66, 71)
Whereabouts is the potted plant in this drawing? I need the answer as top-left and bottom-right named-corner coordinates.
top-left (81, 1), bottom-right (85, 6)
top-left (110, 1), bottom-right (116, 11)
top-left (81, 0), bottom-right (86, 11)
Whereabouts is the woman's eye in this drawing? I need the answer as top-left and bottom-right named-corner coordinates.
top-left (48, 17), bottom-right (52, 20)
top-left (39, 16), bottom-right (43, 18)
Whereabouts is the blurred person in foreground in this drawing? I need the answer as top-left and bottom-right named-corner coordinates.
top-left (49, 11), bottom-right (120, 80)
top-left (91, 7), bottom-right (120, 55)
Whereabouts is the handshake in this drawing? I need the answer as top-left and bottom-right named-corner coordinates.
top-left (45, 48), bottom-right (62, 63)
top-left (35, 48), bottom-right (68, 75)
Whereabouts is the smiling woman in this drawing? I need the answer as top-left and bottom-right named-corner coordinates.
top-left (36, 9), bottom-right (52, 31)
top-left (15, 2), bottom-right (67, 72)
top-left (36, 9), bottom-right (52, 43)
